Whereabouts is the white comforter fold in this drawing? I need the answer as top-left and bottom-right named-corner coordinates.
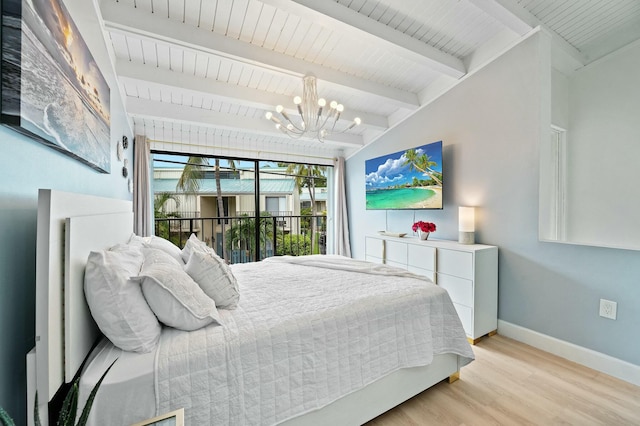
top-left (264, 254), bottom-right (432, 281)
top-left (155, 255), bottom-right (473, 425)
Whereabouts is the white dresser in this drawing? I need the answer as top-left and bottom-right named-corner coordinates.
top-left (365, 234), bottom-right (498, 344)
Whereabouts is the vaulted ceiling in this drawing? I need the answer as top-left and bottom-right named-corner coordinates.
top-left (94, 0), bottom-right (640, 164)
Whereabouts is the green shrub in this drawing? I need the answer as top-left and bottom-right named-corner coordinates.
top-left (276, 234), bottom-right (312, 256)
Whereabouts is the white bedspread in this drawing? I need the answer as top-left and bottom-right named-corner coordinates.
top-left (155, 255), bottom-right (474, 425)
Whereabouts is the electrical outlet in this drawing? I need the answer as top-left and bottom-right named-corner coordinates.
top-left (599, 299), bottom-right (617, 320)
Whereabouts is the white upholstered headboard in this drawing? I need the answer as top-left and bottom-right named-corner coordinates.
top-left (64, 211), bottom-right (134, 382)
top-left (35, 189), bottom-right (133, 411)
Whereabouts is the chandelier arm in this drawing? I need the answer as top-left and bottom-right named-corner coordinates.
top-left (282, 127), bottom-right (306, 139)
top-left (314, 109), bottom-right (334, 132)
top-left (266, 75), bottom-right (362, 141)
top-left (329, 112), bottom-right (341, 132)
top-left (279, 111), bottom-right (305, 132)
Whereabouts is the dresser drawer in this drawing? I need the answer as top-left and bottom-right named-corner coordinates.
top-left (386, 260), bottom-right (407, 270)
top-left (437, 249), bottom-right (473, 279)
top-left (365, 255), bottom-right (383, 264)
top-left (407, 265), bottom-right (435, 282)
top-left (408, 244), bottom-right (435, 271)
top-left (452, 302), bottom-right (473, 336)
top-left (386, 240), bottom-right (408, 264)
top-left (365, 237), bottom-right (384, 259)
top-left (437, 273), bottom-right (473, 306)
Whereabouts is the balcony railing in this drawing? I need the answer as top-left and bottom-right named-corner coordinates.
top-left (154, 213), bottom-right (327, 264)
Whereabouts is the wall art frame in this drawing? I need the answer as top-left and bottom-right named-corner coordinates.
top-left (1, 0), bottom-right (111, 172)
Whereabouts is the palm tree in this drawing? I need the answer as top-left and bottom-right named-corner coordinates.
top-left (176, 156), bottom-right (240, 260)
top-left (225, 212), bottom-right (274, 262)
top-left (154, 191), bottom-right (181, 217)
top-left (214, 159), bottom-right (236, 260)
top-left (176, 156), bottom-right (208, 193)
top-left (403, 149), bottom-right (442, 186)
top-left (153, 192), bottom-right (181, 241)
top-left (280, 163), bottom-right (327, 254)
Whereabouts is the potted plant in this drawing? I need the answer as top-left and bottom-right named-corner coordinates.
top-left (412, 220), bottom-right (436, 240)
top-left (0, 359), bottom-right (116, 426)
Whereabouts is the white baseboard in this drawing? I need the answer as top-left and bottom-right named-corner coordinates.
top-left (498, 320), bottom-right (640, 387)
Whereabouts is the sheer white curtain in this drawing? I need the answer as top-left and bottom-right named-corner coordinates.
top-left (133, 135), bottom-right (152, 236)
top-left (333, 156), bottom-right (351, 257)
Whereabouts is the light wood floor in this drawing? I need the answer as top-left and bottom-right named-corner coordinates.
top-left (366, 334), bottom-right (640, 425)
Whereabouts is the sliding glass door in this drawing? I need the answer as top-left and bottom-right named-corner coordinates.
top-left (151, 153), bottom-right (331, 264)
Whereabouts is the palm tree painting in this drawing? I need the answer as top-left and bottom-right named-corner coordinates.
top-left (365, 140), bottom-right (443, 210)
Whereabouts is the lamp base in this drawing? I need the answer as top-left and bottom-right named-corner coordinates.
top-left (459, 231), bottom-right (475, 245)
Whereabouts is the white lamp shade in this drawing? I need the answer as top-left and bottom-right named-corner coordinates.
top-left (459, 207), bottom-right (475, 232)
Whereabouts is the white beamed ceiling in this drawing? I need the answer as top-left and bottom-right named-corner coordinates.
top-left (94, 0), bottom-right (640, 163)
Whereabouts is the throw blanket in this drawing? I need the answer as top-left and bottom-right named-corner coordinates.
top-left (155, 255), bottom-right (473, 425)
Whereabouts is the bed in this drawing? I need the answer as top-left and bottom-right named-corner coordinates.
top-left (32, 189), bottom-right (474, 425)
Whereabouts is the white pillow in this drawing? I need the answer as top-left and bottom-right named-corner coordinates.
top-left (141, 246), bottom-right (183, 269)
top-left (147, 236), bottom-right (184, 264)
top-left (181, 233), bottom-right (212, 263)
top-left (185, 250), bottom-right (240, 309)
top-left (127, 233), bottom-right (146, 248)
top-left (131, 234), bottom-right (185, 264)
top-left (140, 248), bottom-right (220, 331)
top-left (84, 244), bottom-right (161, 353)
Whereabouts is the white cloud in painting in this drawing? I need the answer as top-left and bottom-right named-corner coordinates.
top-left (365, 154), bottom-right (410, 187)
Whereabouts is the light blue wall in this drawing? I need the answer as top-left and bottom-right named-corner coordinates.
top-left (0, 126), bottom-right (133, 423)
top-left (346, 32), bottom-right (640, 369)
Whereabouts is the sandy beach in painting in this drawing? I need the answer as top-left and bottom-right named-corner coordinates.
top-left (406, 186), bottom-right (442, 209)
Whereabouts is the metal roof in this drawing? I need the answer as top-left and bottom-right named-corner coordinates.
top-left (154, 178), bottom-right (296, 194)
top-left (300, 192), bottom-right (328, 202)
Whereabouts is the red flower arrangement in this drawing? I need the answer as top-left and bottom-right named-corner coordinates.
top-left (412, 221), bottom-right (436, 233)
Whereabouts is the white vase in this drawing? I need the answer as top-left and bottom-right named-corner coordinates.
top-left (418, 231), bottom-right (429, 240)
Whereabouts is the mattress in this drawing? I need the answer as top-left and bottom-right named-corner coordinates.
top-left (80, 255), bottom-right (473, 425)
top-left (156, 255), bottom-right (474, 425)
top-left (78, 337), bottom-right (156, 425)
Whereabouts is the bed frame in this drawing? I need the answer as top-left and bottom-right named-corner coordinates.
top-left (32, 189), bottom-right (133, 423)
top-left (31, 189), bottom-right (463, 425)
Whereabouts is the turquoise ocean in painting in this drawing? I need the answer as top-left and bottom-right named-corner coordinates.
top-left (366, 187), bottom-right (435, 210)
top-left (365, 140), bottom-right (443, 209)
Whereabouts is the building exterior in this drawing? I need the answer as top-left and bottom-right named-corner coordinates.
top-left (153, 166), bottom-right (300, 221)
top-left (152, 165), bottom-right (326, 259)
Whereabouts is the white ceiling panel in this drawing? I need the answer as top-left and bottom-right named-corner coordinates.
top-left (92, 0), bottom-right (640, 162)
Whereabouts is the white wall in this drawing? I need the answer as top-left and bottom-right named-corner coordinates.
top-left (345, 31), bottom-right (640, 372)
top-left (551, 69), bottom-right (569, 129)
top-left (565, 42), bottom-right (640, 249)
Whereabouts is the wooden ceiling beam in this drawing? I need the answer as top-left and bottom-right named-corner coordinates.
top-left (260, 0), bottom-right (466, 78)
top-left (116, 60), bottom-right (389, 131)
top-left (101, 1), bottom-right (420, 110)
top-left (125, 97), bottom-right (365, 148)
top-left (473, 0), bottom-right (586, 68)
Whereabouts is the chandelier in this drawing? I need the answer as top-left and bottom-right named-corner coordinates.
top-left (265, 75), bottom-right (361, 142)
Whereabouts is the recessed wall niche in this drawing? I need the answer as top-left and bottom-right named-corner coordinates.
top-left (540, 41), bottom-right (640, 251)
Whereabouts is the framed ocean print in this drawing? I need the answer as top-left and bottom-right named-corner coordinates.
top-left (1, 0), bottom-right (111, 172)
top-left (365, 140), bottom-right (443, 210)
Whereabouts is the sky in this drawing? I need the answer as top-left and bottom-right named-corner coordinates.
top-left (364, 141), bottom-right (442, 190)
top-left (152, 153), bottom-right (279, 171)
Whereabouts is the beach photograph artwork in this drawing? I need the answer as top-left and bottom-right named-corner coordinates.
top-left (365, 140), bottom-right (443, 210)
top-left (1, 0), bottom-right (111, 172)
